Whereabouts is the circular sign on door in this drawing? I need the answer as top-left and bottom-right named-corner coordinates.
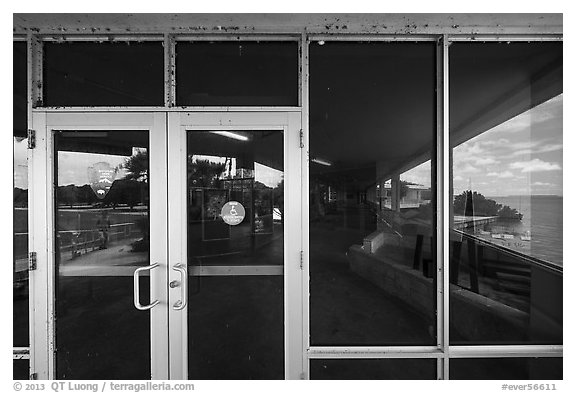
top-left (220, 201), bottom-right (246, 226)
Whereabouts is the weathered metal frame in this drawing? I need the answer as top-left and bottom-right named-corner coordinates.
top-left (29, 111), bottom-right (169, 380)
top-left (167, 111), bottom-right (303, 379)
top-left (438, 34), bottom-right (450, 380)
top-left (308, 34), bottom-right (438, 42)
top-left (173, 34), bottom-right (300, 41)
top-left (16, 27), bottom-right (564, 380)
top-left (300, 32), bottom-right (310, 379)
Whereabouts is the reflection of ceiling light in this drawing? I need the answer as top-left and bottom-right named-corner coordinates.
top-left (210, 131), bottom-right (249, 141)
top-left (312, 158), bottom-right (332, 166)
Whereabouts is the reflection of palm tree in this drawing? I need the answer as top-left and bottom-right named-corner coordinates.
top-left (188, 158), bottom-right (226, 187)
top-left (123, 150), bottom-right (148, 183)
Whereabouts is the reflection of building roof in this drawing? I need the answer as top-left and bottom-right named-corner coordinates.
top-left (407, 184), bottom-right (429, 190)
top-left (383, 183), bottom-right (429, 191)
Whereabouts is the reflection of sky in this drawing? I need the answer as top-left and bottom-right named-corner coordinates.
top-left (453, 94), bottom-right (562, 197)
top-left (193, 155), bottom-right (283, 188)
top-left (255, 162), bottom-right (283, 188)
top-left (397, 94), bottom-right (563, 197)
top-left (13, 137), bottom-right (28, 189)
top-left (57, 151), bottom-right (129, 186)
top-left (401, 161), bottom-right (431, 187)
top-left (14, 144), bottom-right (143, 189)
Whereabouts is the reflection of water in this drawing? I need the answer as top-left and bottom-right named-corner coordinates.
top-left (473, 196), bottom-right (563, 266)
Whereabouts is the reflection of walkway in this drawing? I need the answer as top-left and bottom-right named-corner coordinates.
top-left (189, 222), bottom-right (284, 265)
top-left (59, 238), bottom-right (148, 276)
top-left (310, 223), bottom-right (434, 346)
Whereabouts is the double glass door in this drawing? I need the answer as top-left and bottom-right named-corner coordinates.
top-left (31, 111), bottom-right (303, 380)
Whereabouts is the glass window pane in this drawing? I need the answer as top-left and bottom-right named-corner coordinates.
top-left (186, 130), bottom-right (285, 379)
top-left (176, 42), bottom-right (298, 106)
top-left (14, 42), bottom-right (27, 138)
top-left (309, 42), bottom-right (436, 346)
top-left (450, 358), bottom-right (562, 380)
top-left (55, 131), bottom-right (150, 379)
top-left (311, 359), bottom-right (437, 380)
top-left (43, 42), bottom-right (164, 106)
top-left (449, 42), bottom-right (563, 345)
top-left (14, 41), bottom-right (29, 348)
top-left (13, 360), bottom-right (29, 380)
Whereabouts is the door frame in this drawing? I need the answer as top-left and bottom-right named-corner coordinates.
top-left (30, 109), bottom-right (305, 380)
top-left (167, 111), bottom-right (304, 380)
top-left (29, 111), bottom-right (169, 380)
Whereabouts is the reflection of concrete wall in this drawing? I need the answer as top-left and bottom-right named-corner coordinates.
top-left (348, 244), bottom-right (529, 342)
top-left (349, 244), bottom-right (435, 320)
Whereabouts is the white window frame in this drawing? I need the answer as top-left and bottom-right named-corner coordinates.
top-left (167, 110), bottom-right (304, 380)
top-left (29, 111), bottom-right (169, 379)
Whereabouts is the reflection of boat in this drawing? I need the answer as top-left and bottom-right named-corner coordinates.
top-left (491, 231), bottom-right (515, 240)
top-left (520, 231), bottom-right (531, 241)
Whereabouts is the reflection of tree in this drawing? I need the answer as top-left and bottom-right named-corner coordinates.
top-left (123, 150), bottom-right (148, 182)
top-left (57, 184), bottom-right (97, 207)
top-left (188, 158), bottom-right (226, 188)
top-left (105, 179), bottom-right (147, 210)
top-left (58, 185), bottom-right (78, 208)
top-left (273, 179), bottom-right (284, 223)
top-left (453, 191), bottom-right (522, 220)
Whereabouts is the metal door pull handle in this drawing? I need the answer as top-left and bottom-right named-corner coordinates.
top-left (172, 263), bottom-right (188, 310)
top-left (133, 263), bottom-right (160, 311)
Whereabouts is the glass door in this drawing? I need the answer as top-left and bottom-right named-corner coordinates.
top-left (167, 111), bottom-right (304, 379)
top-left (30, 112), bottom-right (168, 379)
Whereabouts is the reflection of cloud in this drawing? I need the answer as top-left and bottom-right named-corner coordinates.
top-left (511, 143), bottom-right (563, 157)
top-left (510, 159), bottom-right (561, 173)
top-left (487, 171), bottom-right (514, 178)
top-left (400, 161), bottom-right (431, 187)
top-left (490, 95), bottom-right (562, 134)
top-left (458, 164), bottom-right (480, 174)
top-left (474, 157), bottom-right (499, 165)
top-left (452, 95), bottom-right (562, 197)
top-left (479, 138), bottom-right (510, 147)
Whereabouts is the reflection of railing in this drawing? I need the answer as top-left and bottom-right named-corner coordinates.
top-left (13, 232), bottom-right (29, 261)
top-left (454, 229), bottom-right (562, 274)
top-left (451, 229), bottom-right (562, 314)
top-left (57, 223), bottom-right (141, 255)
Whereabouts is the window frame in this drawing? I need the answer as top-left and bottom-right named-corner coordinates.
top-left (14, 30), bottom-right (563, 380)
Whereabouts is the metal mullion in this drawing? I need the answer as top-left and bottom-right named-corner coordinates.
top-left (39, 35), bottom-right (164, 42)
top-left (308, 34), bottom-right (438, 42)
top-left (164, 34), bottom-right (176, 107)
top-left (436, 34), bottom-right (450, 380)
top-left (300, 32), bottom-right (310, 380)
top-left (29, 34), bottom-right (43, 108)
top-left (173, 34), bottom-right (300, 42)
top-left (35, 106), bottom-right (303, 112)
top-left (447, 34), bottom-right (562, 42)
top-left (308, 346), bottom-right (443, 359)
top-left (449, 345), bottom-right (563, 358)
